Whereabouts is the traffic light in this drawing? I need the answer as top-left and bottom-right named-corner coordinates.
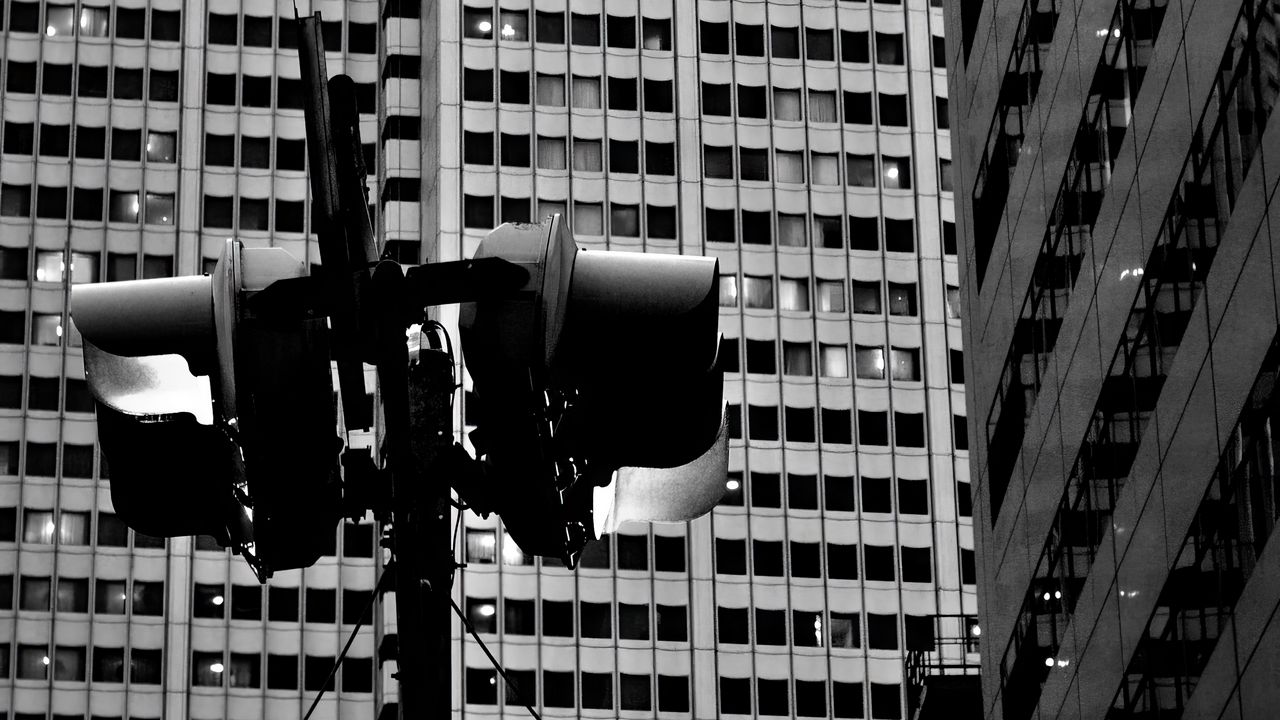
top-left (71, 239), bottom-right (342, 577)
top-left (458, 215), bottom-right (728, 564)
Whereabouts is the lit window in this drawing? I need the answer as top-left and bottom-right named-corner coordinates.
top-left (58, 511), bottom-right (89, 544)
top-left (946, 285), bottom-right (962, 319)
top-left (774, 88), bottom-right (802, 120)
top-left (572, 139), bottom-right (602, 171)
top-left (888, 282), bottom-right (918, 316)
top-left (776, 151), bottom-right (805, 183)
top-left (809, 90), bottom-right (838, 123)
top-left (45, 5), bottom-right (75, 37)
top-left (855, 346), bottom-right (885, 380)
top-left (144, 193), bottom-right (175, 225)
top-left (820, 344), bottom-right (849, 378)
top-left (779, 278), bottom-right (809, 311)
top-left (31, 314), bottom-right (63, 346)
top-left (17, 644), bottom-right (49, 679)
top-left (574, 202), bottom-right (603, 235)
top-left (537, 136), bottom-right (566, 169)
top-left (778, 214), bottom-right (807, 247)
top-left (719, 276), bottom-right (739, 307)
top-left (571, 75), bottom-right (601, 109)
top-left (783, 342), bottom-right (813, 376)
top-left (192, 651), bottom-right (224, 687)
top-left (465, 529), bottom-right (496, 563)
top-left (642, 17), bottom-right (671, 50)
top-left (891, 347), bottom-right (920, 381)
top-left (146, 131), bottom-right (176, 163)
top-left (498, 10), bottom-right (528, 41)
top-left (817, 280), bottom-right (844, 312)
top-left (811, 153), bottom-right (840, 185)
top-left (108, 190), bottom-right (140, 223)
top-left (535, 73), bottom-right (565, 106)
top-left (79, 6), bottom-right (110, 36)
top-left (463, 7), bottom-right (493, 39)
top-left (742, 276), bottom-right (773, 309)
top-left (882, 156), bottom-right (912, 189)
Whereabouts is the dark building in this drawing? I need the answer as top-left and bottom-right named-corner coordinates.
top-left (946, 0), bottom-right (1280, 718)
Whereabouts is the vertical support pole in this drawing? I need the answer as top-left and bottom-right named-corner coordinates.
top-left (371, 261), bottom-right (453, 720)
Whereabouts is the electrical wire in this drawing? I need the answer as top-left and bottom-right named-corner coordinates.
top-left (302, 570), bottom-right (390, 720)
top-left (450, 597), bottom-right (544, 720)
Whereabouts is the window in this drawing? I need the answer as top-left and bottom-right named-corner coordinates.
top-left (791, 543), bottom-right (821, 578)
top-left (839, 29), bottom-right (870, 62)
top-left (108, 190), bottom-right (140, 223)
top-left (499, 133), bottom-right (529, 167)
top-left (775, 88), bottom-right (802, 121)
top-left (536, 136), bottom-right (566, 170)
top-left (6, 61), bottom-right (36, 94)
top-left (847, 154), bottom-right (877, 187)
top-left (740, 148), bottom-right (769, 181)
top-left (759, 678), bottom-right (789, 715)
top-left (463, 68), bottom-right (492, 101)
top-left (36, 186), bottom-right (66, 219)
top-left (54, 645), bottom-right (85, 681)
top-left (721, 677), bottom-right (752, 714)
top-left (498, 9), bottom-right (528, 41)
top-left (756, 608), bottom-right (786, 644)
top-left (868, 613), bottom-right (898, 649)
top-left (851, 280), bottom-right (882, 314)
top-left (18, 644), bottom-right (49, 679)
top-left (753, 540), bottom-right (785, 576)
top-left (499, 70), bottom-right (529, 104)
top-left (704, 145), bottom-right (733, 179)
top-left (230, 652), bottom-right (260, 688)
top-left (150, 70), bottom-right (179, 102)
top-left (79, 65), bottom-right (107, 97)
top-left (571, 13), bottom-right (599, 45)
top-left (463, 7), bottom-right (492, 39)
top-left (743, 276), bottom-right (773, 309)
top-left (703, 83), bottom-right (731, 115)
top-left (3, 122), bottom-right (34, 154)
top-left (701, 21), bottom-right (729, 54)
top-left (719, 276), bottom-right (739, 306)
top-left (776, 151), bottom-right (805, 183)
top-left (642, 18), bottom-right (671, 50)
top-left (826, 476), bottom-right (856, 512)
top-left (855, 346), bottom-right (885, 380)
top-left (580, 601), bottom-right (611, 638)
top-left (883, 156), bottom-right (912, 188)
top-left (39, 124), bottom-right (69, 156)
top-left (535, 73), bottom-right (565, 106)
top-left (779, 278), bottom-right (809, 311)
top-left (858, 410), bottom-right (889, 446)
top-left (887, 282), bottom-right (917, 316)
top-left (23, 509), bottom-right (54, 544)
top-left (746, 340), bottom-right (776, 375)
top-left (606, 15), bottom-right (635, 48)
top-left (151, 9), bottom-right (179, 41)
top-left (306, 588), bottom-right (335, 623)
top-left (466, 597), bottom-right (497, 633)
top-left (463, 195), bottom-right (493, 228)
top-left (739, 84), bottom-right (767, 118)
top-left (619, 603), bottom-right (649, 639)
top-left (812, 152), bottom-right (840, 184)
top-left (536, 10), bottom-right (564, 42)
top-left (269, 586), bottom-right (298, 621)
top-left (20, 575), bottom-right (51, 610)
top-left (571, 75), bottom-right (601, 108)
top-left (542, 600), bottom-right (573, 636)
top-left (606, 76), bottom-right (637, 111)
top-left (144, 193), bottom-right (174, 225)
top-left (806, 28), bottom-right (835, 61)
top-left (820, 344), bottom-right (849, 378)
top-left (575, 201), bottom-right (603, 234)
top-left (1, 184), bottom-right (31, 217)
top-left (656, 604), bottom-right (687, 641)
top-left (831, 612), bottom-right (860, 647)
top-left (829, 542), bottom-right (858, 580)
top-left (891, 347), bottom-right (920, 381)
top-left (583, 671), bottom-right (613, 709)
top-left (817, 280), bottom-right (845, 313)
top-left (645, 141), bottom-right (675, 175)
top-left (783, 342), bottom-right (813, 377)
top-left (771, 25), bottom-right (799, 58)
top-left (936, 96), bottom-right (950, 129)
top-left (864, 545), bottom-right (896, 581)
top-left (879, 93), bottom-right (909, 126)
top-left (875, 32), bottom-right (904, 64)
top-left (885, 218), bottom-right (915, 252)
top-left (715, 538), bottom-right (746, 575)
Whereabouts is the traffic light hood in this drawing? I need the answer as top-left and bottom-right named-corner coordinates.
top-left (459, 216), bottom-right (728, 562)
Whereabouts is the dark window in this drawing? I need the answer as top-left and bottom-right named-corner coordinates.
top-left (0, 247), bottom-right (25, 279)
top-left (936, 96), bottom-right (950, 129)
top-left (542, 600), bottom-right (573, 636)
top-left (305, 588), bottom-right (335, 623)
top-left (350, 22), bottom-right (376, 53)
top-left (895, 412), bottom-right (926, 448)
top-left (498, 133), bottom-right (528, 167)
top-left (828, 543), bottom-right (858, 580)
top-left (616, 533), bottom-right (648, 570)
top-left (269, 586), bottom-right (298, 622)
top-left (465, 667), bottom-right (497, 704)
top-left (463, 68), bottom-right (492, 102)
top-left (751, 472), bottom-right (781, 508)
top-left (905, 614), bottom-right (935, 651)
top-left (858, 410), bottom-right (888, 446)
top-left (791, 542), bottom-right (821, 578)
top-left (700, 21), bottom-right (729, 54)
top-left (825, 475), bottom-right (855, 512)
top-left (151, 9), bottom-right (179, 41)
top-left (884, 218), bottom-right (915, 252)
top-left (43, 64), bottom-right (73, 95)
top-left (656, 603), bottom-right (686, 641)
top-left (642, 78), bottom-right (672, 112)
top-left (740, 148), bottom-right (769, 181)
top-left (35, 186), bottom-right (66, 219)
top-left (3, 122), bottom-right (34, 154)
top-left (785, 406), bottom-right (816, 443)
top-left (864, 545), bottom-right (896, 581)
top-left (962, 548), bottom-right (976, 584)
top-left (8, 1), bottom-right (39, 32)
top-left (932, 35), bottom-right (946, 68)
top-left (841, 30), bottom-right (869, 63)
top-left (879, 93), bottom-right (909, 126)
top-left (955, 414), bottom-right (970, 450)
top-left (715, 538), bottom-right (746, 575)
top-left (463, 195), bottom-right (493, 228)
top-left (150, 70), bottom-right (178, 102)
top-left (536, 11), bottom-right (564, 43)
top-left (868, 613), bottom-right (898, 649)
top-left (721, 677), bottom-right (752, 714)
top-left (582, 671), bottom-right (613, 709)
top-left (499, 70), bottom-right (529, 104)
top-left (862, 476), bottom-right (892, 513)
top-left (871, 683), bottom-right (901, 719)
top-left (742, 210), bottom-right (771, 244)
top-left (752, 540), bottom-right (784, 576)
top-left (619, 603), bottom-right (649, 640)
top-left (902, 546), bottom-right (932, 583)
top-left (703, 82), bottom-right (731, 115)
top-left (241, 75), bottom-right (271, 107)
top-left (821, 408), bottom-right (853, 445)
top-left (606, 15), bottom-right (635, 48)
top-left (806, 28), bottom-right (834, 61)
top-left (645, 141), bottom-right (675, 175)
top-left (7, 61), bottom-right (36, 94)
top-left (607, 76), bottom-right (637, 111)
top-left (788, 474), bottom-right (818, 510)
top-left (771, 25), bottom-right (799, 58)
top-left (739, 84), bottom-right (767, 118)
top-left (898, 478), bottom-right (930, 515)
top-left (746, 339), bottom-right (776, 375)
top-left (958, 482), bottom-right (973, 517)
top-left (849, 216), bottom-right (879, 251)
top-left (206, 73), bottom-right (236, 105)
top-left (571, 13), bottom-right (599, 46)
top-left (659, 675), bottom-right (689, 712)
top-left (543, 670), bottom-right (574, 707)
top-left (759, 678), bottom-right (790, 715)
top-left (875, 32), bottom-right (904, 64)
top-left (748, 404), bottom-right (779, 441)
top-left (609, 139), bottom-right (638, 173)
top-left (654, 535), bottom-right (685, 572)
top-left (756, 608), bottom-right (786, 645)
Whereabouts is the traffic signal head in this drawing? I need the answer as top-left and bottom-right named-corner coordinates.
top-left (71, 239), bottom-right (342, 577)
top-left (459, 215), bottom-right (727, 563)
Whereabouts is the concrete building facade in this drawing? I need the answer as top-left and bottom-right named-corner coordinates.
top-left (0, 0), bottom-right (973, 718)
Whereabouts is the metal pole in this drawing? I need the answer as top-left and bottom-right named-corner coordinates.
top-left (371, 261), bottom-right (453, 720)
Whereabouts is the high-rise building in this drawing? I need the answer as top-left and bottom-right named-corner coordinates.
top-left (945, 0), bottom-right (1280, 718)
top-left (0, 0), bottom-right (972, 719)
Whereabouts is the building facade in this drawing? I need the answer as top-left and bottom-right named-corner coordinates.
top-left (945, 0), bottom-right (1280, 718)
top-left (0, 0), bottom-right (972, 718)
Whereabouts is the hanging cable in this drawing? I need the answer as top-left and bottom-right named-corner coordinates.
top-left (303, 570), bottom-right (391, 720)
top-left (450, 597), bottom-right (543, 720)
